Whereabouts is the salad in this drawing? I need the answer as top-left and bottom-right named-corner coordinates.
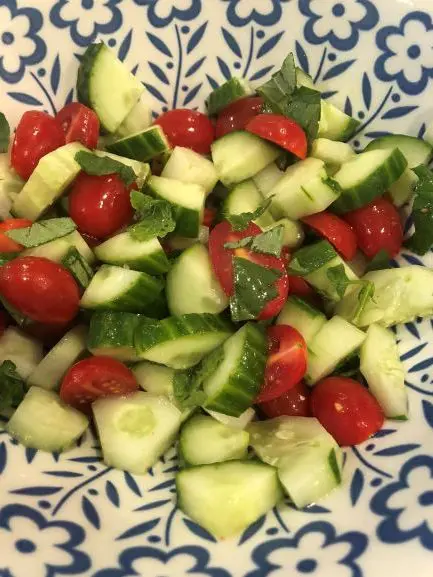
top-left (1, 44), bottom-right (433, 540)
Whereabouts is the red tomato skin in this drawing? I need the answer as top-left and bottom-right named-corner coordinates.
top-left (215, 96), bottom-right (264, 139)
top-left (56, 103), bottom-right (99, 149)
top-left (302, 212), bottom-right (357, 261)
top-left (203, 207), bottom-right (216, 228)
top-left (154, 109), bottom-right (214, 154)
top-left (256, 325), bottom-right (307, 403)
top-left (343, 198), bottom-right (403, 258)
top-left (246, 114), bottom-right (308, 159)
top-left (310, 376), bottom-right (384, 446)
top-left (259, 380), bottom-right (311, 418)
top-left (60, 356), bottom-right (139, 414)
top-left (0, 219), bottom-right (33, 252)
top-left (0, 257), bottom-right (80, 324)
top-left (68, 173), bottom-right (133, 239)
top-left (11, 111), bottom-right (65, 180)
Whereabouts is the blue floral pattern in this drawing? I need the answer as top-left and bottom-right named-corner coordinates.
top-left (222, 0), bottom-right (288, 28)
top-left (133, 0), bottom-right (202, 28)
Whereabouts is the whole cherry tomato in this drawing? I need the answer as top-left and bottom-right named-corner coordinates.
top-left (0, 219), bottom-right (33, 252)
top-left (154, 109), bottom-right (214, 154)
top-left (56, 102), bottom-right (100, 149)
top-left (215, 96), bottom-right (264, 139)
top-left (259, 380), bottom-right (311, 418)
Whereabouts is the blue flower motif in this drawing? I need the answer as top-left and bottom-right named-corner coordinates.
top-left (50, 0), bottom-right (122, 47)
top-left (133, 0), bottom-right (202, 28)
top-left (374, 11), bottom-right (433, 96)
top-left (0, 503), bottom-right (90, 576)
top-left (222, 0), bottom-right (288, 27)
top-left (371, 454), bottom-right (433, 549)
top-left (299, 0), bottom-right (379, 51)
top-left (93, 544), bottom-right (231, 577)
top-left (246, 521), bottom-right (368, 577)
top-left (0, 0), bottom-right (46, 83)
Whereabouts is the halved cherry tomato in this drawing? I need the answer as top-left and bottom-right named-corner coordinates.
top-left (0, 219), bottom-right (33, 252)
top-left (256, 325), bottom-right (307, 404)
top-left (56, 102), bottom-right (100, 149)
top-left (310, 376), bottom-right (384, 446)
top-left (215, 96), bottom-right (264, 138)
top-left (259, 380), bottom-right (311, 418)
top-left (343, 197), bottom-right (403, 259)
top-left (203, 207), bottom-right (216, 228)
top-left (287, 275), bottom-right (316, 300)
top-left (60, 356), bottom-right (139, 414)
top-left (208, 220), bottom-right (288, 319)
top-left (68, 173), bottom-right (134, 239)
top-left (0, 256), bottom-right (80, 324)
top-left (302, 211), bottom-right (357, 260)
top-left (154, 109), bottom-right (214, 154)
top-left (11, 111), bottom-right (65, 180)
top-left (245, 114), bottom-right (307, 159)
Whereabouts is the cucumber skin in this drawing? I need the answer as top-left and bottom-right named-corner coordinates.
top-left (106, 127), bottom-right (170, 162)
top-left (95, 236), bottom-right (170, 275)
top-left (87, 311), bottom-right (142, 360)
top-left (203, 323), bottom-right (268, 417)
top-left (77, 43), bottom-right (102, 112)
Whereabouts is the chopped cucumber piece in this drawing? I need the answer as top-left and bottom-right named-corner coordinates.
top-left (277, 296), bottom-right (326, 344)
top-left (0, 154), bottom-right (24, 219)
top-left (332, 148), bottom-right (408, 213)
top-left (94, 232), bottom-right (170, 275)
top-left (106, 125), bottom-right (171, 161)
top-left (311, 138), bottom-right (355, 168)
top-left (23, 230), bottom-right (95, 265)
top-left (176, 461), bottom-right (282, 539)
top-left (88, 311), bottom-right (142, 362)
top-left (93, 392), bottom-right (181, 475)
top-left (0, 327), bottom-right (43, 380)
top-left (364, 134), bottom-right (433, 168)
top-left (166, 225), bottom-right (209, 251)
top-left (7, 387), bottom-right (88, 452)
top-left (202, 323), bottom-right (267, 417)
top-left (115, 96), bottom-right (152, 138)
top-left (222, 179), bottom-right (275, 229)
top-left (179, 414), bottom-right (249, 465)
top-left (161, 146), bottom-right (218, 194)
top-left (145, 175), bottom-right (206, 238)
top-left (319, 101), bottom-right (360, 142)
top-left (94, 150), bottom-right (150, 188)
top-left (27, 326), bottom-right (87, 390)
top-left (388, 168), bottom-right (418, 207)
top-left (253, 162), bottom-right (284, 197)
top-left (166, 243), bottom-right (228, 316)
top-left (135, 314), bottom-right (233, 369)
top-left (204, 407), bottom-right (256, 430)
top-left (360, 324), bottom-right (408, 419)
top-left (211, 131), bottom-right (280, 187)
top-left (263, 218), bottom-right (304, 249)
top-left (77, 42), bottom-right (144, 133)
top-left (207, 77), bottom-right (253, 115)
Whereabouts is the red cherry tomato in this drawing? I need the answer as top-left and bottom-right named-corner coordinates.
top-left (256, 325), bottom-right (307, 404)
top-left (154, 109), bottom-right (214, 154)
top-left (11, 111), bottom-right (65, 180)
top-left (259, 380), bottom-right (311, 418)
top-left (215, 96), bottom-right (264, 139)
top-left (343, 198), bottom-right (403, 258)
top-left (0, 219), bottom-right (33, 252)
top-left (245, 114), bottom-right (308, 159)
top-left (208, 220), bottom-right (288, 319)
top-left (287, 275), bottom-right (315, 299)
top-left (203, 207), bottom-right (217, 228)
top-left (60, 356), bottom-right (139, 414)
top-left (68, 173), bottom-right (133, 239)
top-left (56, 102), bottom-right (100, 149)
top-left (302, 211), bottom-right (357, 260)
top-left (0, 256), bottom-right (79, 324)
top-left (310, 376), bottom-right (384, 446)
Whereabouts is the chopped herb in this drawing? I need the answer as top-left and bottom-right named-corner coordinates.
top-left (230, 256), bottom-right (281, 321)
top-left (5, 217), bottom-right (76, 248)
top-left (289, 240), bottom-right (336, 276)
top-left (353, 281), bottom-right (375, 325)
top-left (75, 151), bottom-right (136, 186)
top-left (326, 264), bottom-right (351, 300)
top-left (0, 360), bottom-right (25, 410)
top-left (0, 113), bottom-right (10, 153)
top-left (61, 247), bottom-right (94, 290)
top-left (129, 190), bottom-right (176, 241)
top-left (225, 197), bottom-right (273, 232)
top-left (173, 369), bottom-right (206, 409)
top-left (405, 165), bottom-right (433, 255)
top-left (224, 225), bottom-right (285, 258)
top-left (258, 53), bottom-right (297, 108)
top-left (280, 86), bottom-right (321, 141)
top-left (365, 249), bottom-right (390, 273)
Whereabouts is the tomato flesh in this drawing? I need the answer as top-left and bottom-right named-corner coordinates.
top-left (246, 114), bottom-right (307, 159)
top-left (302, 211), bottom-right (357, 261)
top-left (343, 197), bottom-right (403, 259)
top-left (56, 102), bottom-right (100, 149)
top-left (68, 173), bottom-right (133, 239)
top-left (259, 380), bottom-right (311, 418)
top-left (0, 219), bottom-right (33, 252)
top-left (0, 256), bottom-right (80, 324)
top-left (310, 376), bottom-right (384, 446)
top-left (215, 96), bottom-right (264, 138)
top-left (154, 109), bottom-right (214, 154)
top-left (11, 111), bottom-right (65, 180)
top-left (256, 325), bottom-right (307, 404)
top-left (60, 356), bottom-right (139, 414)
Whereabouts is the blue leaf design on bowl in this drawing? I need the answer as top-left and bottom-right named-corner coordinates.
top-left (382, 106), bottom-right (418, 120)
top-left (118, 30), bottom-right (133, 62)
top-left (344, 97), bottom-right (353, 116)
top-left (124, 471), bottom-right (142, 497)
top-left (135, 498), bottom-right (171, 512)
top-left (185, 57), bottom-right (206, 78)
top-left (146, 32), bottom-right (173, 58)
top-left (149, 62), bottom-right (170, 85)
top-left (362, 72), bottom-right (372, 110)
top-left (295, 40), bottom-right (309, 73)
top-left (82, 494), bottom-right (101, 530)
top-left (149, 479), bottom-right (176, 492)
top-left (206, 74), bottom-right (219, 90)
top-left (217, 57), bottom-right (232, 81)
top-left (43, 470), bottom-right (83, 478)
top-left (374, 429), bottom-right (397, 439)
top-left (422, 400), bottom-right (433, 428)
top-left (222, 27), bottom-right (242, 58)
top-left (322, 59), bottom-right (356, 82)
top-left (0, 442), bottom-right (7, 475)
top-left (25, 447), bottom-right (37, 464)
top-left (8, 92), bottom-right (43, 106)
top-left (106, 480), bottom-right (120, 508)
top-left (117, 518), bottom-right (160, 540)
top-left (187, 22), bottom-right (208, 54)
top-left (257, 31), bottom-right (284, 59)
top-left (350, 468), bottom-right (365, 507)
top-left (143, 83), bottom-right (167, 104)
top-left (50, 54), bottom-right (61, 95)
top-left (183, 517), bottom-right (217, 542)
top-left (238, 515), bottom-right (266, 545)
top-left (10, 486), bottom-right (62, 496)
top-left (249, 65), bottom-right (274, 81)
top-left (183, 83), bottom-right (202, 106)
top-left (373, 444), bottom-right (421, 457)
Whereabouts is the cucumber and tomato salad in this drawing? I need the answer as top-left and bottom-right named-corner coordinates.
top-left (0, 43), bottom-right (431, 540)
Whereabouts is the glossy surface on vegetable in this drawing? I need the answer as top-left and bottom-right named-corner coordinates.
top-left (0, 219), bottom-right (33, 252)
top-left (154, 109), bottom-right (214, 154)
top-left (302, 211), bottom-right (357, 260)
top-left (56, 102), bottom-right (100, 149)
top-left (215, 96), bottom-right (264, 138)
top-left (246, 114), bottom-right (307, 159)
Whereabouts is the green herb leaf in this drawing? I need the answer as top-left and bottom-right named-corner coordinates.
top-left (230, 256), bottom-right (282, 321)
top-left (75, 151), bottom-right (136, 186)
top-left (5, 217), bottom-right (76, 248)
top-left (0, 360), bottom-right (25, 410)
top-left (61, 246), bottom-right (94, 290)
top-left (289, 240), bottom-right (336, 276)
top-left (365, 249), bottom-right (390, 273)
top-left (326, 264), bottom-right (351, 300)
top-left (250, 225), bottom-right (284, 257)
top-left (405, 165), bottom-right (433, 255)
top-left (0, 113), bottom-right (10, 153)
top-left (225, 197), bottom-right (273, 232)
top-left (129, 190), bottom-right (176, 241)
top-left (353, 281), bottom-right (375, 325)
top-left (224, 237), bottom-right (252, 250)
top-left (257, 53), bottom-right (297, 108)
top-left (173, 370), bottom-right (206, 409)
